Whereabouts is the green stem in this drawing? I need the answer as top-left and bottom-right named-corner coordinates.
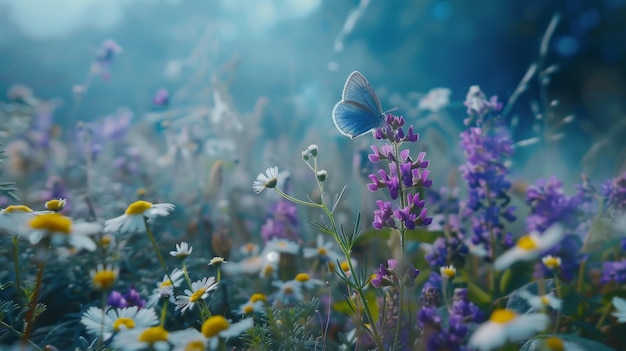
top-left (12, 236), bottom-right (22, 304)
top-left (22, 261), bottom-right (45, 345)
top-left (553, 276), bottom-right (562, 333)
top-left (144, 218), bottom-right (176, 293)
top-left (1, 320), bottom-right (44, 351)
top-left (160, 299), bottom-right (169, 326)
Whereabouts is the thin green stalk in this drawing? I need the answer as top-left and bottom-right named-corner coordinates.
top-left (160, 299), bottom-right (169, 326)
top-left (1, 320), bottom-right (44, 351)
top-left (22, 261), bottom-right (45, 345)
top-left (553, 276), bottom-right (562, 333)
top-left (144, 218), bottom-right (176, 292)
top-left (12, 236), bottom-right (22, 304)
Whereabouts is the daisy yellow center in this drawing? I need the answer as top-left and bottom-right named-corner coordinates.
top-left (160, 280), bottom-right (173, 288)
top-left (340, 261), bottom-right (350, 272)
top-left (125, 200), bottom-right (153, 215)
top-left (190, 287), bottom-right (208, 302)
top-left (283, 285), bottom-right (294, 295)
top-left (543, 257), bottom-right (560, 269)
top-left (250, 293), bottom-right (267, 303)
top-left (201, 315), bottom-right (230, 338)
top-left (243, 305), bottom-right (254, 314)
top-left (101, 235), bottom-right (112, 247)
top-left (184, 341), bottom-right (205, 351)
top-left (4, 205), bottom-right (33, 213)
top-left (245, 243), bottom-right (256, 253)
top-left (138, 326), bottom-right (169, 343)
top-left (317, 247), bottom-right (328, 256)
top-left (295, 273), bottom-right (310, 282)
top-left (262, 265), bottom-right (273, 277)
top-left (540, 295), bottom-right (550, 305)
top-left (278, 241), bottom-right (287, 248)
top-left (93, 269), bottom-right (117, 289)
top-left (30, 213), bottom-right (72, 234)
top-left (113, 317), bottom-right (135, 331)
top-left (516, 235), bottom-right (537, 251)
top-left (489, 309), bottom-right (517, 324)
top-left (45, 199), bottom-right (65, 211)
top-left (544, 336), bottom-right (565, 351)
top-left (136, 188), bottom-right (147, 196)
top-left (327, 262), bottom-right (336, 273)
top-left (441, 266), bottom-right (456, 279)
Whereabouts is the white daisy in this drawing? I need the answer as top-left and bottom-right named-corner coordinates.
top-left (208, 256), bottom-right (226, 266)
top-left (252, 166), bottom-right (278, 194)
top-left (146, 268), bottom-right (185, 307)
top-left (0, 205), bottom-right (38, 235)
top-left (236, 300), bottom-right (264, 315)
top-left (169, 241), bottom-right (192, 259)
top-left (518, 290), bottom-right (563, 311)
top-left (418, 87), bottom-right (451, 112)
top-left (468, 309), bottom-right (549, 351)
top-left (112, 326), bottom-right (170, 351)
top-left (612, 296), bottom-right (626, 323)
top-left (80, 306), bottom-right (159, 340)
top-left (264, 238), bottom-right (300, 255)
top-left (169, 328), bottom-right (207, 351)
top-left (292, 273), bottom-right (324, 290)
top-left (303, 234), bottom-right (343, 264)
top-left (44, 198), bottom-right (67, 212)
top-left (440, 265), bottom-right (456, 280)
top-left (90, 264), bottom-right (120, 290)
top-left (200, 316), bottom-right (254, 350)
top-left (104, 201), bottom-right (174, 234)
top-left (240, 242), bottom-right (259, 257)
top-left (542, 255), bottom-right (562, 271)
top-left (174, 276), bottom-right (218, 314)
top-left (272, 280), bottom-right (304, 307)
top-left (25, 213), bottom-right (101, 252)
top-left (494, 224), bottom-right (564, 271)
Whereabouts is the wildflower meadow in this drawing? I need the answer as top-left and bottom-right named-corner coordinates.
top-left (1, 2), bottom-right (626, 351)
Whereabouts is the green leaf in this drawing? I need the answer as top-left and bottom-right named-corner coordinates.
top-left (499, 269), bottom-right (512, 295)
top-left (465, 279), bottom-right (492, 306)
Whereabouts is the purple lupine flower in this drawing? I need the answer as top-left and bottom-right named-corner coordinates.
top-left (421, 272), bottom-right (443, 307)
top-left (124, 285), bottom-right (145, 309)
top-left (371, 258), bottom-right (419, 288)
top-left (260, 199), bottom-right (299, 242)
top-left (459, 86), bottom-right (515, 261)
top-left (602, 171), bottom-right (626, 215)
top-left (602, 260), bottom-right (626, 284)
top-left (107, 290), bottom-right (127, 308)
top-left (367, 113), bottom-right (432, 230)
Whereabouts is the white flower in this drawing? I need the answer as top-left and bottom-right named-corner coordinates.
top-left (201, 316), bottom-right (254, 350)
top-left (272, 280), bottom-right (303, 307)
top-left (0, 205), bottom-right (37, 235)
top-left (112, 326), bottom-right (170, 351)
top-left (303, 234), bottom-right (343, 263)
top-left (542, 255), bottom-right (562, 270)
top-left (174, 276), bottom-right (218, 314)
top-left (80, 306), bottom-right (159, 340)
top-left (237, 300), bottom-right (265, 315)
top-left (44, 198), bottom-right (67, 211)
top-left (240, 242), bottom-right (259, 256)
top-left (25, 213), bottom-right (101, 252)
top-left (518, 290), bottom-right (562, 311)
top-left (169, 328), bottom-right (207, 351)
top-left (146, 268), bottom-right (185, 307)
top-left (252, 166), bottom-right (278, 194)
top-left (494, 224), bottom-right (564, 271)
top-left (90, 264), bottom-right (119, 290)
top-left (169, 241), bottom-right (192, 259)
top-left (104, 201), bottom-right (174, 234)
top-left (292, 272), bottom-right (324, 290)
top-left (265, 238), bottom-right (300, 255)
top-left (612, 296), bottom-right (626, 323)
top-left (418, 87), bottom-right (451, 112)
top-left (468, 309), bottom-right (549, 351)
top-left (208, 256), bottom-right (227, 266)
top-left (440, 265), bottom-right (456, 279)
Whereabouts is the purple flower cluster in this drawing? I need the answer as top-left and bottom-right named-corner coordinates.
top-left (371, 258), bottom-right (420, 288)
top-left (260, 199), bottom-right (299, 242)
top-left (368, 114), bottom-right (433, 230)
top-left (602, 171), bottom-right (626, 216)
top-left (107, 285), bottom-right (145, 309)
top-left (425, 236), bottom-right (468, 268)
top-left (417, 287), bottom-right (483, 351)
top-left (459, 87), bottom-right (515, 258)
top-left (526, 176), bottom-right (585, 280)
top-left (602, 260), bottom-right (626, 284)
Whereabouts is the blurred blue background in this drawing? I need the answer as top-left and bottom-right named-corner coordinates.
top-left (0, 0), bottom-right (625, 180)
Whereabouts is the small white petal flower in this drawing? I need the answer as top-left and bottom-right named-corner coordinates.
top-left (494, 224), bottom-right (564, 271)
top-left (612, 296), bottom-right (626, 323)
top-left (44, 198), bottom-right (67, 211)
top-left (24, 213), bottom-right (101, 252)
top-left (236, 300), bottom-right (264, 315)
top-left (146, 268), bottom-right (185, 307)
top-left (468, 309), bottom-right (549, 351)
top-left (518, 290), bottom-right (563, 311)
top-left (90, 264), bottom-right (120, 290)
top-left (418, 87), bottom-right (451, 112)
top-left (264, 238), bottom-right (300, 255)
top-left (0, 205), bottom-right (37, 236)
top-left (200, 316), bottom-right (254, 350)
top-left (208, 256), bottom-right (227, 266)
top-left (174, 277), bottom-right (218, 314)
top-left (272, 280), bottom-right (304, 307)
top-left (252, 166), bottom-right (279, 194)
top-left (104, 201), bottom-right (174, 234)
top-left (440, 265), bottom-right (456, 279)
top-left (169, 241), bottom-right (193, 259)
top-left (80, 306), bottom-right (159, 340)
top-left (169, 328), bottom-right (207, 351)
top-left (112, 326), bottom-right (170, 351)
top-left (542, 255), bottom-right (562, 270)
top-left (292, 272), bottom-right (324, 290)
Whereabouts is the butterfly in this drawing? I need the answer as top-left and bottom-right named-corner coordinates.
top-left (332, 71), bottom-right (385, 139)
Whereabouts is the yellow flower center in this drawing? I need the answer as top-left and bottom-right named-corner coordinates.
top-left (262, 265), bottom-right (273, 277)
top-left (30, 213), bottom-right (72, 234)
top-left (489, 309), bottom-right (517, 324)
top-left (250, 293), bottom-right (267, 303)
top-left (327, 262), bottom-right (336, 273)
top-left (184, 341), bottom-right (205, 351)
top-left (160, 280), bottom-right (173, 288)
top-left (516, 235), bottom-right (537, 251)
top-left (201, 315), bottom-right (230, 338)
top-left (441, 266), bottom-right (456, 279)
top-left (136, 188), bottom-right (147, 196)
top-left (540, 295), bottom-right (550, 305)
top-left (101, 235), bottom-right (112, 247)
top-left (295, 273), bottom-right (310, 282)
top-left (190, 288), bottom-right (208, 302)
top-left (544, 336), bottom-right (565, 351)
top-left (113, 317), bottom-right (135, 331)
top-left (317, 247), bottom-right (328, 256)
top-left (243, 305), bottom-right (254, 314)
top-left (92, 269), bottom-right (117, 290)
top-left (4, 205), bottom-right (33, 213)
top-left (138, 326), bottom-right (169, 343)
top-left (45, 199), bottom-right (65, 211)
top-left (340, 261), bottom-right (350, 272)
top-left (125, 201), bottom-right (153, 215)
top-left (543, 257), bottom-right (560, 269)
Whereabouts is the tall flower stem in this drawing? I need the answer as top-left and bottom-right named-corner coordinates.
top-left (12, 236), bottom-right (22, 304)
top-left (21, 260), bottom-right (46, 345)
top-left (144, 219), bottom-right (176, 292)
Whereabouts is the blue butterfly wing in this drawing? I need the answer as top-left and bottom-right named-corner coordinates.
top-left (332, 100), bottom-right (383, 139)
top-left (332, 71), bottom-right (384, 138)
top-left (342, 71), bottom-right (383, 117)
